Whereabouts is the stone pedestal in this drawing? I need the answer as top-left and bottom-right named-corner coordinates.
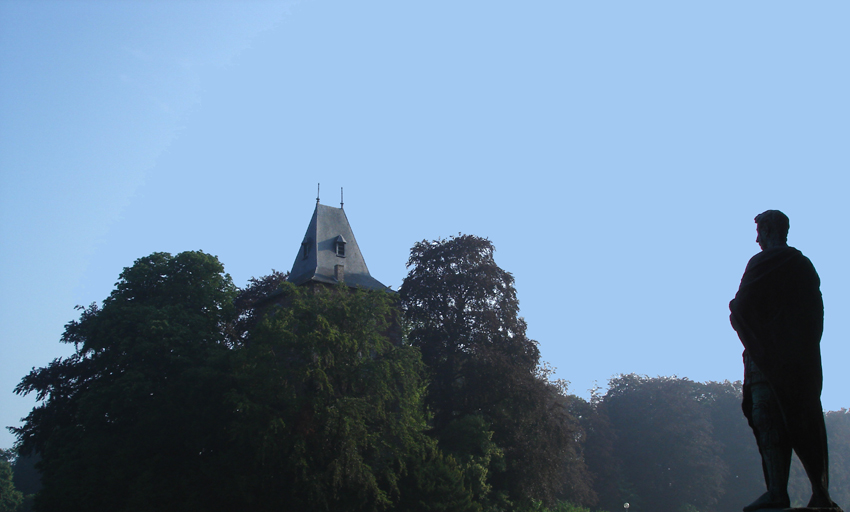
top-left (748, 508), bottom-right (844, 512)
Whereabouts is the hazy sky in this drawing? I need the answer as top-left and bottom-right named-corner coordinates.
top-left (2, 1), bottom-right (848, 449)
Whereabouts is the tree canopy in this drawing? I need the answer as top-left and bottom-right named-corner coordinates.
top-left (224, 280), bottom-right (467, 511)
top-left (0, 450), bottom-right (24, 512)
top-left (9, 243), bottom-right (849, 512)
top-left (400, 235), bottom-right (581, 508)
top-left (600, 375), bottom-right (726, 512)
top-left (11, 254), bottom-right (476, 512)
top-left (11, 252), bottom-right (236, 510)
top-left (12, 251), bottom-right (238, 512)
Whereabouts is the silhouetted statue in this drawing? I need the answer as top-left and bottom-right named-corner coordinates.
top-left (730, 210), bottom-right (841, 511)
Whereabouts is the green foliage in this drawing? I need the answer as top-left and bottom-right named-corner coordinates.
top-left (438, 415), bottom-right (504, 502)
top-left (229, 269), bottom-right (289, 342)
top-left (568, 395), bottom-right (620, 510)
top-left (600, 375), bottom-right (726, 512)
top-left (513, 500), bottom-right (593, 512)
top-left (546, 502), bottom-right (593, 512)
top-left (0, 450), bottom-right (24, 512)
top-left (396, 442), bottom-right (483, 512)
top-left (4, 451), bottom-right (39, 512)
top-left (11, 252), bottom-right (481, 512)
top-left (12, 251), bottom-right (238, 512)
top-left (10, 453), bottom-right (40, 501)
top-left (19, 244), bottom-right (842, 512)
top-left (822, 409), bottom-right (850, 508)
top-left (226, 279), bottom-right (478, 512)
top-left (579, 377), bottom-right (850, 512)
top-left (696, 381), bottom-right (762, 512)
top-left (400, 235), bottom-right (584, 508)
top-left (227, 282), bottom-right (437, 511)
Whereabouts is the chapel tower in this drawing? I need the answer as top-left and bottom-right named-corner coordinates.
top-left (287, 198), bottom-right (389, 291)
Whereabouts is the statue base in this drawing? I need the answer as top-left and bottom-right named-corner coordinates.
top-left (748, 508), bottom-right (844, 512)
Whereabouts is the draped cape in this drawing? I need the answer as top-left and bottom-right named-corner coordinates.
top-left (730, 246), bottom-right (824, 412)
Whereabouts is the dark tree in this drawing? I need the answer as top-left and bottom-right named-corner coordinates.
top-left (568, 394), bottom-right (620, 510)
top-left (601, 375), bottom-right (726, 512)
top-left (399, 235), bottom-right (577, 508)
top-left (0, 449), bottom-right (24, 512)
top-left (12, 251), bottom-right (238, 512)
top-left (9, 451), bottom-right (40, 512)
top-left (226, 281), bottom-right (475, 512)
top-left (229, 269), bottom-right (288, 343)
top-left (697, 381), bottom-right (764, 512)
top-left (10, 452), bottom-right (41, 499)
top-left (395, 440), bottom-right (484, 512)
top-left (822, 410), bottom-right (850, 508)
top-left (579, 378), bottom-right (843, 512)
top-left (12, 254), bottom-right (481, 512)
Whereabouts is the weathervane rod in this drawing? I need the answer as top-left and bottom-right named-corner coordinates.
top-left (340, 187), bottom-right (344, 209)
top-left (316, 183), bottom-right (320, 204)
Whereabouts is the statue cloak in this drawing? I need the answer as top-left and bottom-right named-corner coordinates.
top-left (729, 246), bottom-right (824, 418)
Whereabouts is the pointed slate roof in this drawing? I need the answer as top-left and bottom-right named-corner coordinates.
top-left (287, 203), bottom-right (389, 291)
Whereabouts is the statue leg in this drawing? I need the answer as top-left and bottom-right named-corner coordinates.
top-left (744, 381), bottom-right (791, 512)
top-left (784, 399), bottom-right (836, 509)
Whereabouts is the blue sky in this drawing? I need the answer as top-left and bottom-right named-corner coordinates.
top-left (2, 1), bottom-right (848, 449)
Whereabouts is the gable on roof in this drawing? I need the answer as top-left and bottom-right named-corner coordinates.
top-left (287, 203), bottom-right (388, 291)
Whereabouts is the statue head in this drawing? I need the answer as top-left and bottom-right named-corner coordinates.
top-left (754, 210), bottom-right (789, 250)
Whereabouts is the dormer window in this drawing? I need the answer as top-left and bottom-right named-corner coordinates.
top-left (301, 238), bottom-right (311, 260)
top-left (334, 235), bottom-right (347, 257)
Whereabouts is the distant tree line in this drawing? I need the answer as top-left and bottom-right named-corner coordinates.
top-left (3, 236), bottom-right (848, 512)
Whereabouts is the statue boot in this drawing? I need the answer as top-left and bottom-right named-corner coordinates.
top-left (797, 439), bottom-right (840, 510)
top-left (744, 383), bottom-right (791, 512)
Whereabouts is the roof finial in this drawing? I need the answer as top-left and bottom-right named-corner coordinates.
top-left (316, 183), bottom-right (320, 205)
top-left (340, 187), bottom-right (344, 209)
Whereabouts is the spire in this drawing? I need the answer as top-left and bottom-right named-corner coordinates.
top-left (287, 199), bottom-right (388, 291)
